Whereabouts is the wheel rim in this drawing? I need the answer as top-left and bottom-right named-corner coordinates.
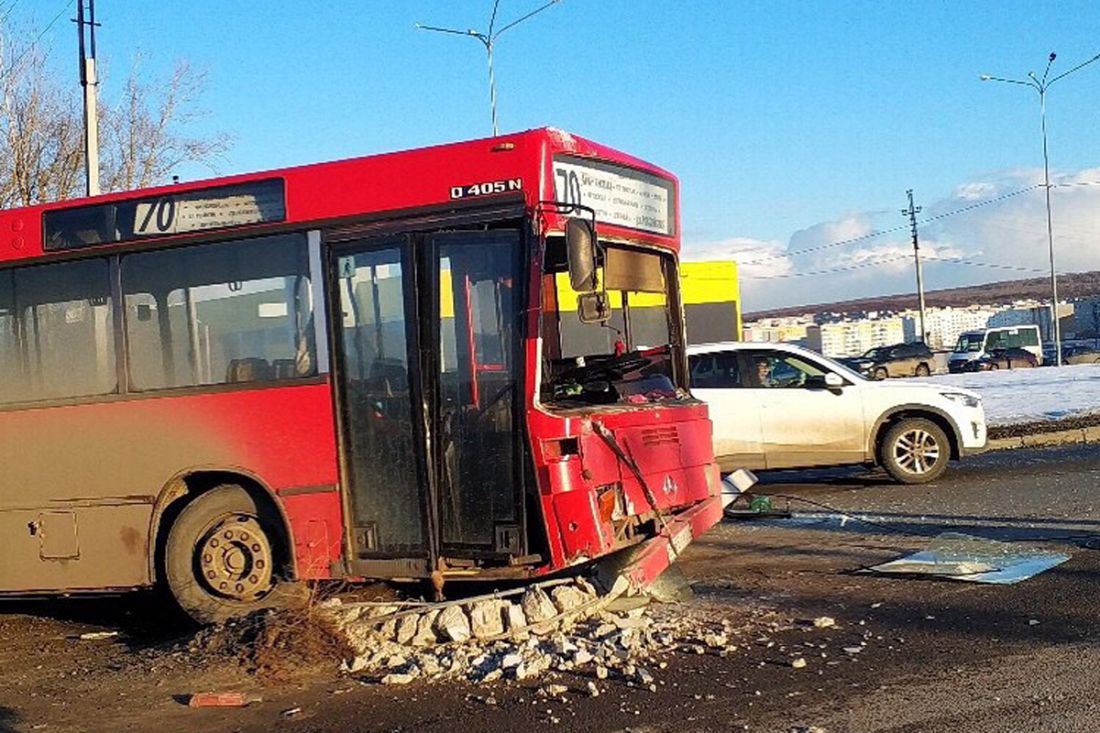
top-left (194, 513), bottom-right (274, 602)
top-left (893, 428), bottom-right (941, 475)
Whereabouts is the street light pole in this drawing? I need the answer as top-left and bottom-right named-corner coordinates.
top-left (418, 0), bottom-right (561, 137)
top-left (981, 50), bottom-right (1100, 367)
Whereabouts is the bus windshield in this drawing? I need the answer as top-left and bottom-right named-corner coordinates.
top-left (539, 238), bottom-right (684, 408)
top-left (955, 333), bottom-right (985, 353)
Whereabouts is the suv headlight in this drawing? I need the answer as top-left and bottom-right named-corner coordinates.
top-left (942, 391), bottom-right (980, 408)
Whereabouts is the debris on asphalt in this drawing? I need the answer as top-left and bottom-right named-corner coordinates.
top-left (187, 691), bottom-right (262, 708)
top-left (322, 576), bottom-right (784, 688)
top-left (77, 631), bottom-right (120, 641)
top-left (811, 617), bottom-right (835, 629)
top-left (869, 532), bottom-right (1071, 584)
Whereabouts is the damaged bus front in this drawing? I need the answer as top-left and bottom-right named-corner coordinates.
top-left (524, 146), bottom-right (729, 592)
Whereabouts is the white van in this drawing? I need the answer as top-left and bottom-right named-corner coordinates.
top-left (948, 325), bottom-right (1042, 373)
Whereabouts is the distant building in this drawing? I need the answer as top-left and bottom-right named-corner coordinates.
top-left (989, 302), bottom-right (1074, 342)
top-left (805, 318), bottom-right (905, 358)
top-left (1074, 297), bottom-right (1100, 338)
top-left (741, 315), bottom-right (811, 345)
top-left (900, 306), bottom-right (999, 350)
top-left (679, 261), bottom-right (742, 345)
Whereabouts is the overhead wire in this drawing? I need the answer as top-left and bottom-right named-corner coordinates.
top-left (0, 0), bottom-right (74, 85)
top-left (737, 181), bottom-right (1100, 280)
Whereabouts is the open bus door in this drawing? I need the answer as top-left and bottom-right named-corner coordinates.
top-left (330, 228), bottom-right (526, 577)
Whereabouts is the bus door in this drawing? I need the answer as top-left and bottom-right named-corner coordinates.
top-left (332, 237), bottom-right (431, 568)
top-left (431, 230), bottom-right (524, 560)
top-left (330, 229), bottom-right (525, 572)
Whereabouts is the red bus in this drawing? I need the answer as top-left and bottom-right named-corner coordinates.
top-left (0, 128), bottom-right (726, 622)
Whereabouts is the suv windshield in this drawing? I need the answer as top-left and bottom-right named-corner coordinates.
top-left (539, 238), bottom-right (684, 408)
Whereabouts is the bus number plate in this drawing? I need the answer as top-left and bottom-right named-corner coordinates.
top-left (450, 178), bottom-right (522, 200)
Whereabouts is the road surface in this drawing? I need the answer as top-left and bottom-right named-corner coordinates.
top-left (3, 444), bottom-right (1100, 732)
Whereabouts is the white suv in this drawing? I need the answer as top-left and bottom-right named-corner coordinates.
top-left (689, 342), bottom-right (987, 484)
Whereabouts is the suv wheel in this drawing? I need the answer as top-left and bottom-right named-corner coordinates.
top-left (915, 363), bottom-right (930, 377)
top-left (874, 367), bottom-right (889, 380)
top-left (880, 418), bottom-right (950, 484)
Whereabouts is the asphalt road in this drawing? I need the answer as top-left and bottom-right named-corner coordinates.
top-left (4, 444), bottom-right (1100, 733)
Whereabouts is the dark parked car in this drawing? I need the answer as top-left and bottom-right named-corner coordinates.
top-left (1066, 345), bottom-right (1100, 365)
top-left (839, 342), bottom-right (936, 380)
top-left (963, 347), bottom-right (1039, 372)
top-left (1041, 344), bottom-right (1100, 365)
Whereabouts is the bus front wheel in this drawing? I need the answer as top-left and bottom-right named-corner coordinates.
top-left (165, 485), bottom-right (285, 624)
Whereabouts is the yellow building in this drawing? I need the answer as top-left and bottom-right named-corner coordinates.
top-left (679, 261), bottom-right (742, 344)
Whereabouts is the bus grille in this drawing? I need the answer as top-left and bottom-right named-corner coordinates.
top-left (640, 426), bottom-right (680, 447)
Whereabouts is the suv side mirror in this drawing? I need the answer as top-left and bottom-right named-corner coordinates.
top-left (566, 218), bottom-right (598, 292)
top-left (809, 372), bottom-right (845, 390)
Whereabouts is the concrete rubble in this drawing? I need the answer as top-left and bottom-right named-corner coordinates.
top-left (323, 576), bottom-right (771, 689)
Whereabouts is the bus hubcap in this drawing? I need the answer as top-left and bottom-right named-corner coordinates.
top-left (196, 514), bottom-right (273, 602)
top-left (894, 429), bottom-right (940, 475)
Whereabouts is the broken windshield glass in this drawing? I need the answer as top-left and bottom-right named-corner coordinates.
top-left (539, 238), bottom-right (686, 408)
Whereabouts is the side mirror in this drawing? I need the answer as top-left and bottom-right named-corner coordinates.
top-left (824, 372), bottom-right (844, 388)
top-left (577, 291), bottom-right (611, 324)
top-left (566, 218), bottom-right (597, 292)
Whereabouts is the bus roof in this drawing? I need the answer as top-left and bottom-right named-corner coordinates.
top-left (0, 128), bottom-right (680, 264)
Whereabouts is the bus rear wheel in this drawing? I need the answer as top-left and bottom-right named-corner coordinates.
top-left (165, 485), bottom-right (284, 624)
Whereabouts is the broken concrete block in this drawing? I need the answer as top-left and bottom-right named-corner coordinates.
top-left (378, 617), bottom-right (398, 640)
top-left (521, 588), bottom-right (558, 624)
top-left (381, 672), bottom-right (416, 685)
top-left (504, 603), bottom-right (529, 638)
top-left (550, 585), bottom-right (588, 614)
top-left (468, 600), bottom-right (506, 639)
top-left (435, 606), bottom-right (472, 642)
top-left (413, 609), bottom-right (440, 646)
top-left (395, 614), bottom-right (419, 644)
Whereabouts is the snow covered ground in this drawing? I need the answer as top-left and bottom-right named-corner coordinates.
top-left (925, 364), bottom-right (1100, 426)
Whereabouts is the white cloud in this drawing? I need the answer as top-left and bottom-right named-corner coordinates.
top-left (685, 167), bottom-right (1100, 312)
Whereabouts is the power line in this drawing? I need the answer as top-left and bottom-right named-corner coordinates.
top-left (743, 255), bottom-right (911, 280)
top-left (0, 0), bottom-right (24, 25)
top-left (733, 184), bottom-right (1043, 268)
top-left (922, 255), bottom-right (1046, 274)
top-left (0, 0), bottom-right (75, 85)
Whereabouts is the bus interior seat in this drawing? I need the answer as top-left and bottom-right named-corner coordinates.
top-left (361, 358), bottom-right (407, 396)
top-left (226, 358), bottom-right (274, 383)
top-left (272, 358), bottom-right (297, 380)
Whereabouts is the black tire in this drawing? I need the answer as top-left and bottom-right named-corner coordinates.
top-left (989, 362), bottom-right (999, 371)
top-left (165, 485), bottom-right (290, 624)
top-left (879, 418), bottom-right (950, 484)
top-left (915, 363), bottom-right (930, 377)
top-left (874, 367), bottom-right (889, 380)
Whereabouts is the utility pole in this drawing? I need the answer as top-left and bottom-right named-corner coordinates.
top-left (902, 189), bottom-right (927, 345)
top-left (75, 0), bottom-right (101, 196)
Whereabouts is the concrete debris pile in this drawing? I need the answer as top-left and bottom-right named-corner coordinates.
top-left (323, 578), bottom-right (748, 688)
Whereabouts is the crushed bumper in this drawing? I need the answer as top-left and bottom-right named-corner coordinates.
top-left (598, 491), bottom-right (735, 595)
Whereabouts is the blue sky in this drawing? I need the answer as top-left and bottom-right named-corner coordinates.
top-left (12, 0), bottom-right (1100, 310)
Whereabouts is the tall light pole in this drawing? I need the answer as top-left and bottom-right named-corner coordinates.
top-left (981, 50), bottom-right (1100, 366)
top-left (417, 0), bottom-right (561, 136)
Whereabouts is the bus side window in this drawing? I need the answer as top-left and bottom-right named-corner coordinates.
top-left (121, 233), bottom-right (316, 391)
top-left (0, 270), bottom-right (27, 405)
top-left (11, 259), bottom-right (116, 403)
